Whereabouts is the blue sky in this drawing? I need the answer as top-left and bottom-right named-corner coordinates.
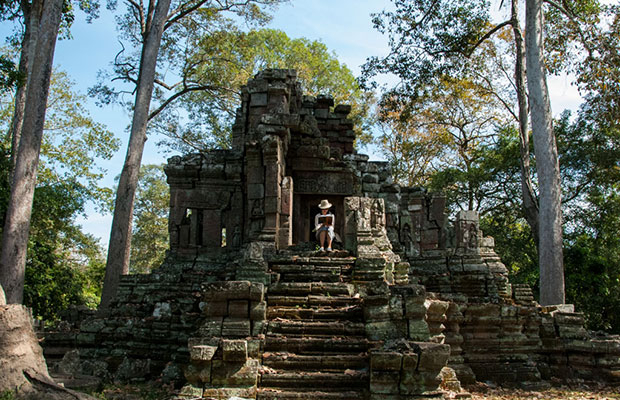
top-left (3, 0), bottom-right (583, 246)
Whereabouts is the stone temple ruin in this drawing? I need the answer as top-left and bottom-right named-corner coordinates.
top-left (43, 70), bottom-right (620, 399)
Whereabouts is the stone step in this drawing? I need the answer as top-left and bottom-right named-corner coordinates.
top-left (269, 264), bottom-right (354, 283)
top-left (268, 282), bottom-right (354, 296)
top-left (257, 389), bottom-right (366, 400)
top-left (267, 319), bottom-right (366, 336)
top-left (260, 370), bottom-right (369, 389)
top-left (267, 305), bottom-right (363, 321)
top-left (264, 336), bottom-right (373, 354)
top-left (269, 256), bottom-right (356, 267)
top-left (259, 390), bottom-right (365, 400)
top-left (267, 295), bottom-right (361, 308)
top-left (275, 272), bottom-right (350, 283)
top-left (262, 352), bottom-right (368, 370)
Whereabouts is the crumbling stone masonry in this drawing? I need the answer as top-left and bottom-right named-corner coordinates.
top-left (42, 70), bottom-right (620, 399)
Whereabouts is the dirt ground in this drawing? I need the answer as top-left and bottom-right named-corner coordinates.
top-left (465, 382), bottom-right (620, 400)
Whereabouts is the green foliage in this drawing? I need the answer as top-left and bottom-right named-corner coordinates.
top-left (164, 27), bottom-right (374, 150)
top-left (0, 67), bottom-right (117, 319)
top-left (130, 164), bottom-right (169, 274)
top-left (0, 54), bottom-right (22, 92)
top-left (93, 12), bottom-right (372, 151)
top-left (565, 234), bottom-right (620, 333)
top-left (0, 143), bottom-right (106, 319)
top-left (0, 390), bottom-right (15, 400)
top-left (361, 0), bottom-right (492, 98)
top-left (480, 211), bottom-right (538, 290)
top-left (0, 66), bottom-right (120, 210)
top-left (555, 104), bottom-right (620, 332)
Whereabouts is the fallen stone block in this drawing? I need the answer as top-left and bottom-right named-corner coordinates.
top-left (223, 339), bottom-right (248, 362)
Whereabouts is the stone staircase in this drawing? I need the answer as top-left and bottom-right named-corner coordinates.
top-left (258, 254), bottom-right (373, 399)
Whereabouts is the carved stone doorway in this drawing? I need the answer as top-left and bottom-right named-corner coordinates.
top-left (292, 194), bottom-right (344, 245)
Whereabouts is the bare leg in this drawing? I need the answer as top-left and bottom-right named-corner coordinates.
top-left (326, 235), bottom-right (332, 250)
top-left (319, 231), bottom-right (326, 249)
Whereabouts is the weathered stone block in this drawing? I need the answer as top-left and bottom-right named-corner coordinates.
top-left (416, 342), bottom-right (451, 373)
top-left (250, 301), bottom-right (266, 321)
top-left (190, 345), bottom-right (217, 361)
top-left (405, 301), bottom-right (427, 319)
top-left (370, 351), bottom-right (403, 371)
top-left (251, 93), bottom-right (268, 106)
top-left (247, 183), bottom-right (264, 199)
top-left (251, 321), bottom-right (266, 336)
top-left (204, 301), bottom-right (228, 317)
top-left (366, 321), bottom-right (404, 340)
top-left (370, 370), bottom-right (400, 394)
top-left (364, 303), bottom-right (390, 322)
top-left (210, 359), bottom-right (259, 386)
top-left (388, 295), bottom-right (404, 319)
top-left (202, 281), bottom-right (251, 301)
top-left (184, 363), bottom-right (211, 385)
top-left (363, 173), bottom-right (379, 183)
top-left (363, 182), bottom-right (381, 193)
top-left (408, 319), bottom-right (430, 341)
top-left (178, 384), bottom-right (204, 398)
top-left (247, 339), bottom-right (261, 358)
top-left (402, 352), bottom-right (419, 371)
top-left (250, 283), bottom-right (265, 301)
top-left (222, 339), bottom-right (248, 362)
top-left (222, 318), bottom-right (251, 337)
top-left (228, 300), bottom-right (249, 318)
top-left (200, 317), bottom-right (223, 337)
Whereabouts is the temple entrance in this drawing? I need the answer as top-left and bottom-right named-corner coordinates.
top-left (292, 194), bottom-right (344, 245)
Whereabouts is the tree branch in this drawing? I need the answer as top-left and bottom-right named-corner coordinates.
top-left (148, 84), bottom-right (219, 120)
top-left (466, 20), bottom-right (512, 57)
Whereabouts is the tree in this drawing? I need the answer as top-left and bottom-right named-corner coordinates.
top-left (374, 115), bottom-right (449, 187)
top-left (1, 0), bottom-right (100, 180)
top-left (525, 0), bottom-right (564, 305)
top-left (361, 0), bottom-right (575, 304)
top-left (151, 28), bottom-right (375, 151)
top-left (99, 0), bottom-right (285, 308)
top-left (130, 164), bottom-right (169, 274)
top-left (0, 0), bottom-right (64, 304)
top-left (362, 0), bottom-right (540, 240)
top-left (0, 67), bottom-right (118, 316)
top-left (554, 111), bottom-right (620, 332)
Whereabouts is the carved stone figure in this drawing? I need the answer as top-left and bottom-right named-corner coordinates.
top-left (371, 199), bottom-right (384, 230)
top-left (401, 223), bottom-right (412, 255)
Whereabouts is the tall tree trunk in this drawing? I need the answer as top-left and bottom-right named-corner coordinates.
top-left (100, 0), bottom-right (172, 309)
top-left (8, 0), bottom-right (43, 183)
top-left (0, 0), bottom-right (63, 304)
top-left (511, 0), bottom-right (540, 246)
top-left (525, 0), bottom-right (565, 305)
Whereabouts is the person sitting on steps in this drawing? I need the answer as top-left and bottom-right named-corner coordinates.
top-left (315, 199), bottom-right (335, 252)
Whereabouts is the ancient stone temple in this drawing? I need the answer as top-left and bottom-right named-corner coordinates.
top-left (42, 70), bottom-right (620, 399)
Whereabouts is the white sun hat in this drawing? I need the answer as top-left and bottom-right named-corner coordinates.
top-left (318, 199), bottom-right (332, 209)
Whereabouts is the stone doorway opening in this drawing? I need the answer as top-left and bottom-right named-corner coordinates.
top-left (292, 194), bottom-right (344, 246)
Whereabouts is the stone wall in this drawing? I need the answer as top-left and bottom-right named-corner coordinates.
top-left (180, 281), bottom-right (266, 399)
top-left (45, 254), bottom-right (236, 383)
top-left (165, 152), bottom-right (244, 255)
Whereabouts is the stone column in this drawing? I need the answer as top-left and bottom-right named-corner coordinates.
top-left (260, 135), bottom-right (282, 245)
top-left (277, 176), bottom-right (293, 248)
top-left (245, 145), bottom-right (264, 240)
